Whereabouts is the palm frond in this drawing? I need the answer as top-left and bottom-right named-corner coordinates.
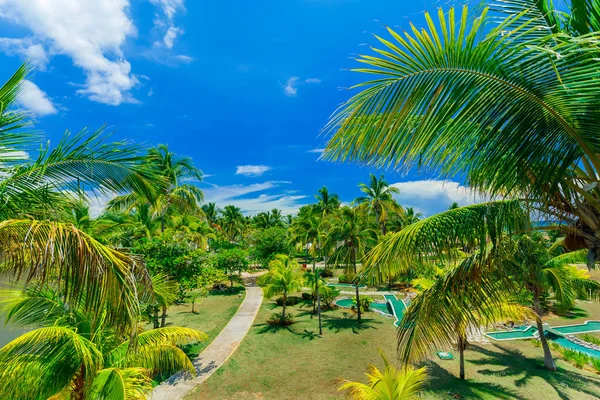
top-left (89, 367), bottom-right (152, 400)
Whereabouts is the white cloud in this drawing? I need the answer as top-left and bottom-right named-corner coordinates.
top-left (0, 37), bottom-right (48, 70)
top-left (173, 54), bottom-right (193, 63)
top-left (307, 148), bottom-right (325, 154)
top-left (0, 0), bottom-right (139, 105)
top-left (202, 181), bottom-right (307, 215)
top-left (147, 88), bottom-right (154, 97)
top-left (391, 179), bottom-right (490, 216)
top-left (235, 165), bottom-right (271, 177)
top-left (18, 80), bottom-right (57, 116)
top-left (283, 76), bottom-right (320, 97)
top-left (150, 0), bottom-right (185, 48)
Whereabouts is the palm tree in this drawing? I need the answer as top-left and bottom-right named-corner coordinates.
top-left (253, 209), bottom-right (285, 229)
top-left (201, 202), bottom-right (221, 227)
top-left (322, 2), bottom-right (600, 268)
top-left (315, 186), bottom-right (341, 216)
top-left (258, 255), bottom-right (304, 322)
top-left (354, 174), bottom-right (401, 235)
top-left (0, 285), bottom-right (206, 400)
top-left (502, 235), bottom-right (600, 371)
top-left (338, 350), bottom-right (428, 399)
top-left (221, 205), bottom-right (244, 242)
top-left (327, 206), bottom-right (378, 322)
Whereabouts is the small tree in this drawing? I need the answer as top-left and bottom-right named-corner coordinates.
top-left (259, 255), bottom-right (304, 323)
top-left (250, 227), bottom-right (291, 267)
top-left (213, 248), bottom-right (249, 288)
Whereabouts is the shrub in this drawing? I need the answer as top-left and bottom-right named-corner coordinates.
top-left (338, 274), bottom-right (355, 284)
top-left (321, 269), bottom-right (334, 278)
top-left (320, 286), bottom-right (340, 310)
top-left (267, 312), bottom-right (295, 326)
top-left (591, 358), bottom-right (600, 374)
top-left (562, 349), bottom-right (590, 369)
top-left (549, 341), bottom-right (561, 351)
top-left (275, 296), bottom-right (302, 306)
top-left (530, 339), bottom-right (542, 348)
top-left (351, 296), bottom-right (373, 313)
top-left (581, 334), bottom-right (600, 346)
top-left (211, 283), bottom-right (228, 292)
top-left (301, 292), bottom-right (312, 300)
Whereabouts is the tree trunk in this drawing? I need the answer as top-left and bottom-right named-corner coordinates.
top-left (353, 248), bottom-right (361, 322)
top-left (458, 334), bottom-right (466, 380)
top-left (71, 364), bottom-right (86, 400)
top-left (161, 212), bottom-right (166, 233)
top-left (191, 299), bottom-right (196, 314)
top-left (533, 292), bottom-right (557, 371)
top-left (317, 274), bottom-right (323, 335)
top-left (160, 306), bottom-right (167, 327)
top-left (312, 257), bottom-right (317, 315)
top-left (281, 293), bottom-right (287, 322)
top-left (153, 307), bottom-right (159, 329)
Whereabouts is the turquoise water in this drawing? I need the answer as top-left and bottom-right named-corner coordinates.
top-left (551, 321), bottom-right (600, 335)
top-left (334, 298), bottom-right (391, 315)
top-left (383, 294), bottom-right (406, 327)
top-left (486, 326), bottom-right (538, 340)
top-left (546, 333), bottom-right (600, 359)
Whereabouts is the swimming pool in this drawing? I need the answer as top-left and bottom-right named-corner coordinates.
top-left (485, 326), bottom-right (539, 340)
top-left (326, 283), bottom-right (367, 289)
top-left (546, 332), bottom-right (600, 359)
top-left (334, 298), bottom-right (391, 315)
top-left (550, 320), bottom-right (600, 335)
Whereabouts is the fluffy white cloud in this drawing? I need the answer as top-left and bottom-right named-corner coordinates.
top-left (202, 181), bottom-right (306, 215)
top-left (18, 80), bottom-right (57, 116)
top-left (0, 37), bottom-right (48, 70)
top-left (235, 165), bottom-right (271, 177)
top-left (391, 179), bottom-right (490, 216)
top-left (283, 76), bottom-right (320, 97)
top-left (0, 0), bottom-right (139, 105)
top-left (307, 148), bottom-right (325, 154)
top-left (173, 54), bottom-right (193, 63)
top-left (150, 0), bottom-right (185, 48)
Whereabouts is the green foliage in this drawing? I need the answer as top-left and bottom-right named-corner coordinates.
top-left (591, 357), bottom-right (600, 374)
top-left (352, 296), bottom-right (373, 313)
top-left (212, 247), bottom-right (249, 287)
top-left (338, 274), bottom-right (354, 284)
top-left (580, 334), bottom-right (600, 347)
top-left (562, 349), bottom-right (590, 369)
top-left (266, 312), bottom-right (295, 326)
top-left (250, 226), bottom-right (291, 266)
top-left (320, 286), bottom-right (340, 310)
top-left (275, 296), bottom-right (302, 306)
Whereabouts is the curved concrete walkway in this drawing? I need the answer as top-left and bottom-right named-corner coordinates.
top-left (151, 273), bottom-right (263, 400)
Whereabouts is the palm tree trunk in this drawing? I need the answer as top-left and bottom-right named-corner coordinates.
top-left (153, 307), bottom-right (159, 329)
top-left (353, 248), bottom-right (361, 322)
top-left (282, 292), bottom-right (287, 322)
top-left (161, 212), bottom-right (166, 233)
top-left (533, 292), bottom-right (557, 371)
top-left (160, 305), bottom-right (167, 327)
top-left (71, 364), bottom-right (86, 400)
top-left (317, 280), bottom-right (323, 335)
top-left (458, 334), bottom-right (466, 380)
top-left (312, 257), bottom-right (317, 315)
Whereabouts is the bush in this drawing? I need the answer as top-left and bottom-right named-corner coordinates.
top-left (321, 269), bottom-right (334, 278)
top-left (351, 296), bottom-right (373, 313)
top-left (211, 283), bottom-right (228, 292)
top-left (275, 296), bottom-right (302, 306)
top-left (591, 357), bottom-right (600, 374)
top-left (266, 312), bottom-right (295, 326)
top-left (338, 274), bottom-right (354, 284)
top-left (562, 349), bottom-right (590, 369)
top-left (301, 292), bottom-right (312, 300)
top-left (581, 334), bottom-right (600, 346)
top-left (320, 286), bottom-right (340, 310)
top-left (530, 339), bottom-right (542, 348)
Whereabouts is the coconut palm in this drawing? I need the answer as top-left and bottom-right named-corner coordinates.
top-left (221, 205), bottom-right (244, 242)
top-left (201, 202), bottom-right (221, 227)
top-left (338, 350), bottom-right (428, 399)
top-left (322, 2), bottom-right (600, 268)
top-left (354, 174), bottom-right (401, 235)
top-left (315, 186), bottom-right (341, 216)
top-left (254, 209), bottom-right (285, 229)
top-left (258, 255), bottom-right (304, 322)
top-left (0, 285), bottom-right (206, 400)
top-left (327, 206), bottom-right (378, 322)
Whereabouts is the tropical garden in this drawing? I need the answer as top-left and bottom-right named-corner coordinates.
top-left (2, 0), bottom-right (600, 399)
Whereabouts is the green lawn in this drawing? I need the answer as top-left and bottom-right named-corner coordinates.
top-left (151, 285), bottom-right (245, 356)
top-left (189, 297), bottom-right (600, 400)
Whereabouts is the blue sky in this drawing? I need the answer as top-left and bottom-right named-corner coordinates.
top-left (0, 0), bottom-right (482, 216)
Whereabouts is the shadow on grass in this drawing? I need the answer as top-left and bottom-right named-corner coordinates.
top-left (208, 287), bottom-right (244, 296)
top-left (322, 314), bottom-right (381, 334)
top-left (469, 343), bottom-right (600, 399)
top-left (561, 306), bottom-right (588, 319)
top-left (254, 323), bottom-right (321, 341)
top-left (421, 361), bottom-right (522, 400)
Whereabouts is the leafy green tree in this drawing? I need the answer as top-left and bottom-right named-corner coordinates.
top-left (354, 174), bottom-right (401, 235)
top-left (338, 350), bottom-right (428, 399)
top-left (0, 286), bottom-right (206, 400)
top-left (220, 205), bottom-right (244, 243)
top-left (201, 202), bottom-right (221, 227)
top-left (253, 209), bottom-right (285, 229)
top-left (250, 226), bottom-right (291, 266)
top-left (322, 2), bottom-right (600, 268)
top-left (213, 247), bottom-right (249, 288)
top-left (258, 255), bottom-right (304, 322)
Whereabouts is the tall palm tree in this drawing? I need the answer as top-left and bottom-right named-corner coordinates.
top-left (258, 255), bottom-right (304, 322)
top-left (221, 205), bottom-right (244, 242)
top-left (0, 285), bottom-right (206, 400)
top-left (322, 2), bottom-right (600, 267)
top-left (354, 174), bottom-right (401, 235)
top-left (253, 209), bottom-right (285, 229)
top-left (327, 206), bottom-right (378, 322)
top-left (201, 202), bottom-right (221, 227)
top-left (315, 186), bottom-right (341, 216)
top-left (338, 350), bottom-right (428, 399)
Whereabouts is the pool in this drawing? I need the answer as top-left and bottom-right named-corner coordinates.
top-left (485, 326), bottom-right (539, 340)
top-left (384, 294), bottom-right (407, 327)
top-left (546, 332), bottom-right (600, 359)
top-left (550, 320), bottom-right (600, 335)
top-left (334, 298), bottom-right (392, 315)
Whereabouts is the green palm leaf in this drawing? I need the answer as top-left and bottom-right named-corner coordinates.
top-left (89, 367), bottom-right (152, 400)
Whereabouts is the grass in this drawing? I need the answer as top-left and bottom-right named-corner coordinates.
top-left (186, 296), bottom-right (600, 400)
top-left (149, 285), bottom-right (245, 356)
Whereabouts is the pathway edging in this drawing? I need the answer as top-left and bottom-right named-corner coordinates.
top-left (151, 275), bottom-right (263, 400)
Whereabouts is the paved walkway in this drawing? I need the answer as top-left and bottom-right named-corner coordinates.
top-left (151, 273), bottom-right (264, 400)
